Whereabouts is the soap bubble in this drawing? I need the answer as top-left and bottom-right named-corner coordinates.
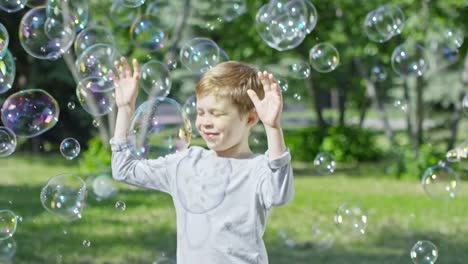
top-left (290, 61), bottom-right (311, 79)
top-left (128, 97), bottom-right (191, 159)
top-left (110, 0), bottom-right (141, 27)
top-left (67, 101), bottom-right (75, 110)
top-left (370, 64), bottom-right (388, 82)
top-left (177, 153), bottom-right (231, 214)
top-left (255, 0), bottom-right (317, 51)
top-left (314, 152), bottom-right (336, 174)
top-left (334, 201), bottom-right (368, 236)
top-left (410, 240), bottom-right (438, 264)
top-left (1, 89), bottom-right (60, 138)
top-left (140, 60), bottom-right (171, 97)
top-left (217, 0), bottom-right (246, 22)
top-left (91, 174), bottom-right (118, 200)
top-left (0, 23), bottom-right (8, 59)
top-left (60, 138), bottom-right (80, 160)
top-left (120, 0), bottom-right (145, 8)
top-left (76, 76), bottom-right (115, 117)
top-left (179, 37), bottom-right (221, 74)
top-left (131, 17), bottom-right (169, 52)
top-left (82, 239), bottom-right (91, 247)
top-left (364, 5), bottom-right (405, 43)
top-left (75, 43), bottom-right (121, 80)
top-left (0, 0), bottom-right (27, 13)
top-left (422, 161), bottom-right (460, 200)
top-left (182, 94), bottom-right (199, 138)
top-left (92, 119), bottom-right (99, 127)
top-left (46, 0), bottom-right (89, 32)
top-left (0, 126), bottom-right (16, 157)
top-left (391, 42), bottom-right (427, 77)
top-left (74, 26), bottom-right (116, 57)
top-left (144, 0), bottom-right (178, 30)
top-left (445, 149), bottom-right (460, 163)
top-left (40, 173), bottom-right (87, 221)
top-left (115, 201), bottom-right (126, 211)
top-left (0, 210), bottom-right (17, 240)
top-left (19, 6), bottom-right (75, 60)
top-left (393, 99), bottom-right (408, 113)
top-left (309, 43), bottom-right (340, 73)
top-left (0, 237), bottom-right (16, 260)
top-left (0, 49), bottom-right (15, 94)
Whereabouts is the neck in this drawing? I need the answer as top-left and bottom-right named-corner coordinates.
top-left (212, 140), bottom-right (253, 159)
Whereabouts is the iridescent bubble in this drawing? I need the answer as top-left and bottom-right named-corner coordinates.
top-left (76, 76), bottom-right (115, 117)
top-left (121, 0), bottom-right (145, 8)
top-left (115, 201), bottom-right (126, 211)
top-left (290, 61), bottom-right (311, 79)
top-left (276, 77), bottom-right (289, 93)
top-left (177, 153), bottom-right (231, 214)
top-left (0, 50), bottom-right (15, 94)
top-left (131, 17), bottom-right (168, 52)
top-left (443, 28), bottom-right (464, 49)
top-left (110, 0), bottom-right (141, 27)
top-left (0, 23), bottom-right (9, 59)
top-left (363, 5), bottom-right (405, 43)
top-left (334, 201), bottom-right (368, 236)
top-left (0, 0), bottom-right (27, 13)
top-left (1, 89), bottom-right (60, 138)
top-left (128, 97), bottom-right (191, 159)
top-left (60, 138), bottom-right (80, 160)
top-left (74, 26), bottom-right (116, 57)
top-left (0, 237), bottom-right (16, 260)
top-left (313, 152), bottom-right (336, 174)
top-left (140, 60), bottom-right (171, 97)
top-left (370, 65), bottom-right (387, 82)
top-left (26, 0), bottom-right (47, 8)
top-left (0, 210), bottom-right (17, 240)
top-left (179, 37), bottom-right (221, 74)
top-left (82, 239), bottom-right (91, 247)
top-left (410, 240), bottom-right (438, 264)
top-left (422, 161), bottom-right (460, 200)
top-left (40, 173), bottom-right (87, 221)
top-left (391, 42), bottom-right (427, 77)
top-left (181, 94), bottom-right (199, 138)
top-left (19, 6), bottom-right (75, 60)
top-left (46, 0), bottom-right (89, 32)
top-left (92, 174), bottom-right (117, 200)
top-left (309, 43), bottom-right (340, 73)
top-left (0, 126), bottom-right (17, 158)
top-left (75, 43), bottom-right (121, 80)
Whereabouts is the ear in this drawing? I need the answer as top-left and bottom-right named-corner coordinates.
top-left (247, 109), bottom-right (259, 127)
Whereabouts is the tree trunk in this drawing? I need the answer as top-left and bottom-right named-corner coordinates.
top-left (414, 74), bottom-right (425, 150)
top-left (402, 79), bottom-right (414, 147)
top-left (448, 52), bottom-right (468, 149)
top-left (306, 77), bottom-right (327, 129)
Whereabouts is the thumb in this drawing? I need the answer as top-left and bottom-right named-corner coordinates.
top-left (247, 89), bottom-right (260, 106)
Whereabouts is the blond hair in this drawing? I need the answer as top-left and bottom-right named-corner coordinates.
top-left (195, 61), bottom-right (264, 117)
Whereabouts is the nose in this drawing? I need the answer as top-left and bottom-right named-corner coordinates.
top-left (196, 115), bottom-right (214, 129)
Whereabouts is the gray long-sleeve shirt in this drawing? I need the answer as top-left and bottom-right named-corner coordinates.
top-left (109, 137), bottom-right (295, 264)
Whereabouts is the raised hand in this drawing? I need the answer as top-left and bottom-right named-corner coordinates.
top-left (113, 57), bottom-right (140, 108)
top-left (247, 71), bottom-right (283, 129)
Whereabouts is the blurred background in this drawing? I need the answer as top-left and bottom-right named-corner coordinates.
top-left (0, 0), bottom-right (467, 263)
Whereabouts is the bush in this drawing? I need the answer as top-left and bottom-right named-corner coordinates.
top-left (78, 134), bottom-right (111, 177)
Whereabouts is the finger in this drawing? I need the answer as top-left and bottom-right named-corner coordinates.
top-left (109, 70), bottom-right (119, 85)
top-left (114, 60), bottom-right (122, 77)
top-left (121, 57), bottom-right (132, 78)
top-left (247, 89), bottom-right (260, 107)
top-left (132, 58), bottom-right (140, 79)
top-left (258, 71), bottom-right (271, 92)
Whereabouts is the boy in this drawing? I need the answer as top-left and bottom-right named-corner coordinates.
top-left (110, 57), bottom-right (294, 263)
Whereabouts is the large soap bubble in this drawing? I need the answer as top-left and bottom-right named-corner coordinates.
top-left (422, 161), bottom-right (460, 200)
top-left (40, 173), bottom-right (87, 221)
top-left (0, 49), bottom-right (15, 94)
top-left (255, 0), bottom-right (318, 51)
top-left (1, 89), bottom-right (59, 138)
top-left (75, 43), bottom-right (121, 80)
top-left (46, 0), bottom-right (89, 32)
top-left (364, 4), bottom-right (405, 43)
top-left (130, 17), bottom-right (168, 52)
top-left (309, 42), bottom-right (340, 73)
top-left (176, 153), bottom-right (231, 214)
top-left (140, 60), bottom-right (171, 97)
top-left (74, 26), bottom-right (115, 57)
top-left (128, 97), bottom-right (191, 159)
top-left (0, 23), bottom-right (8, 59)
top-left (19, 6), bottom-right (75, 60)
top-left (76, 76), bottom-right (115, 116)
top-left (179, 37), bottom-right (221, 74)
top-left (0, 210), bottom-right (17, 240)
top-left (0, 126), bottom-right (16, 158)
top-left (0, 0), bottom-right (27, 13)
top-left (91, 174), bottom-right (118, 200)
top-left (391, 42), bottom-right (427, 77)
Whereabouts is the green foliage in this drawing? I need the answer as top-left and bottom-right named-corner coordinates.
top-left (78, 134), bottom-right (111, 177)
top-left (284, 125), bottom-right (382, 162)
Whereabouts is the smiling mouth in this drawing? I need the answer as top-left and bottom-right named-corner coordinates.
top-left (203, 132), bottom-right (219, 139)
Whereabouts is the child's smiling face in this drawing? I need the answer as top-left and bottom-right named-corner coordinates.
top-left (195, 94), bottom-right (256, 155)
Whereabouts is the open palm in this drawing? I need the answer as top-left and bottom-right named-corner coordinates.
top-left (113, 57), bottom-right (140, 108)
top-left (247, 71), bottom-right (283, 128)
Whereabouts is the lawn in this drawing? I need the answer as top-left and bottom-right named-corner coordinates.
top-left (0, 154), bottom-right (467, 264)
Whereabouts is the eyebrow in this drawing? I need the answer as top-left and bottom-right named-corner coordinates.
top-left (196, 107), bottom-right (225, 112)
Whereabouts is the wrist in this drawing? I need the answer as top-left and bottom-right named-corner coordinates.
top-left (264, 123), bottom-right (282, 131)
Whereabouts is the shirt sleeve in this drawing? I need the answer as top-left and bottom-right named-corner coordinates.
top-left (109, 137), bottom-right (188, 195)
top-left (256, 148), bottom-right (295, 210)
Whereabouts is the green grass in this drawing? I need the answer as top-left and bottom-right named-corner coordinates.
top-left (1, 154), bottom-right (467, 263)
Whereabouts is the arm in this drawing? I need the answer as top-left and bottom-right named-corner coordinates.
top-left (248, 71), bottom-right (294, 208)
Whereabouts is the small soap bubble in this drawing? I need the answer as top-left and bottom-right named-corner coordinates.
top-left (334, 201), bottom-right (368, 236)
top-left (422, 161), bottom-right (460, 200)
top-left (82, 239), bottom-right (91, 247)
top-left (410, 240), bottom-right (438, 264)
top-left (67, 101), bottom-right (76, 110)
top-left (115, 201), bottom-right (126, 211)
top-left (60, 138), bottom-right (81, 160)
top-left (92, 120), bottom-right (100, 127)
top-left (314, 152), bottom-right (336, 174)
top-left (0, 210), bottom-right (18, 240)
top-left (309, 43), bottom-right (340, 73)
